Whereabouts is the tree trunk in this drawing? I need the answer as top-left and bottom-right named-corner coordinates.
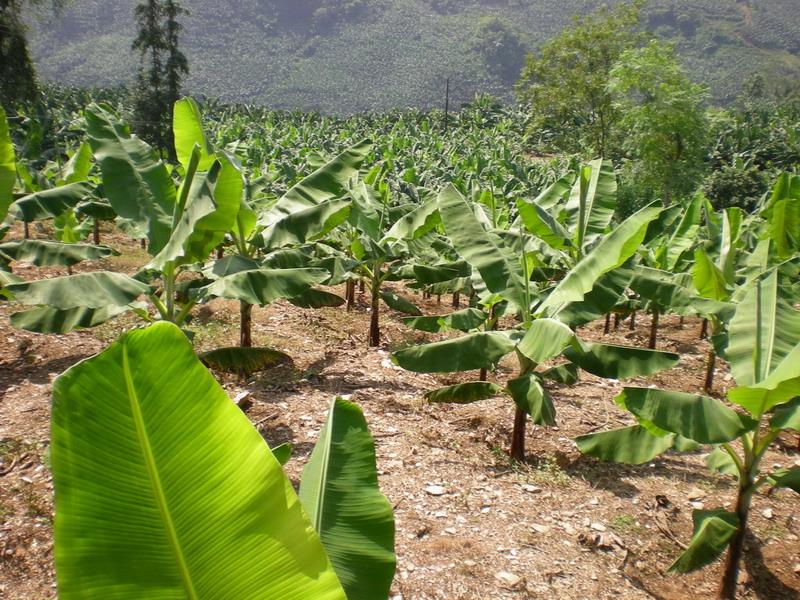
top-left (510, 408), bottom-right (527, 461)
top-left (368, 281), bottom-right (380, 347)
top-left (93, 220), bottom-right (100, 245)
top-left (359, 279), bottom-right (365, 294)
top-left (630, 310), bottom-right (636, 331)
top-left (217, 246), bottom-right (224, 259)
top-left (436, 293), bottom-right (441, 305)
top-left (719, 486), bottom-right (753, 600)
top-left (23, 221), bottom-right (29, 239)
top-left (452, 291), bottom-right (460, 308)
top-left (649, 308), bottom-right (660, 350)
top-left (679, 315), bottom-right (685, 329)
top-left (479, 368), bottom-right (487, 382)
top-left (240, 301), bottom-right (253, 347)
top-left (346, 280), bottom-right (355, 312)
top-left (704, 349), bottom-right (716, 394)
top-left (700, 318), bottom-right (709, 340)
top-left (140, 239), bottom-right (146, 249)
top-left (613, 313), bottom-right (620, 331)
top-left (604, 313), bottom-right (611, 335)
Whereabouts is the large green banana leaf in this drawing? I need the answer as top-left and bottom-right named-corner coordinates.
top-left (719, 208), bottom-right (743, 283)
top-left (382, 196), bottom-right (440, 242)
top-left (516, 318), bottom-right (576, 364)
top-left (258, 140), bottom-right (371, 229)
top-left (392, 331), bottom-right (516, 373)
top-left (402, 308), bottom-right (487, 333)
top-left (529, 171), bottom-right (575, 211)
top-left (425, 382), bottom-right (503, 403)
top-left (193, 268), bottom-right (329, 306)
top-left (437, 184), bottom-right (526, 311)
top-left (59, 142), bottom-right (93, 185)
top-left (6, 272), bottom-right (151, 310)
top-left (657, 192), bottom-right (703, 270)
top-left (507, 374), bottom-right (556, 425)
top-left (563, 159), bottom-right (617, 250)
top-left (0, 107), bottom-right (14, 222)
top-left (539, 204), bottom-right (662, 316)
top-left (726, 271), bottom-right (800, 387)
top-left (85, 104), bottom-right (176, 254)
top-left (0, 240), bottom-right (116, 267)
top-left (556, 268), bottom-right (633, 327)
top-left (347, 180), bottom-right (383, 240)
top-left (52, 322), bottom-right (345, 599)
top-left (564, 343), bottom-right (679, 379)
top-left (576, 425), bottom-right (676, 465)
top-left (300, 398), bottom-right (396, 600)
top-left (10, 304), bottom-right (137, 334)
top-left (615, 387), bottom-right (756, 444)
top-left (762, 172), bottom-right (800, 259)
top-left (149, 156), bottom-right (243, 270)
top-left (11, 182), bottom-right (95, 221)
top-left (263, 198), bottom-right (352, 249)
top-left (173, 98), bottom-right (216, 172)
top-left (669, 510), bottom-right (738, 573)
top-left (515, 197), bottom-right (573, 251)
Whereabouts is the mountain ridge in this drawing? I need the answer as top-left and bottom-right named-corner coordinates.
top-left (25, 0), bottom-right (800, 112)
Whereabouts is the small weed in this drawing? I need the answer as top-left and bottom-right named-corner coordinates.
top-left (609, 514), bottom-right (641, 534)
top-left (19, 485), bottom-right (50, 521)
top-left (0, 498), bottom-right (12, 524)
top-left (759, 522), bottom-right (787, 541)
top-left (525, 456), bottom-right (570, 487)
top-left (490, 446), bottom-right (571, 487)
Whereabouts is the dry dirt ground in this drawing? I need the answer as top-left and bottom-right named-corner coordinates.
top-left (1, 228), bottom-right (799, 600)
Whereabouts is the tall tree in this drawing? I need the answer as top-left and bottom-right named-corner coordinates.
top-left (132, 0), bottom-right (167, 152)
top-left (163, 0), bottom-right (188, 156)
top-left (131, 0), bottom-right (188, 158)
top-left (515, 1), bottom-right (646, 158)
top-left (609, 40), bottom-right (709, 205)
top-left (0, 0), bottom-right (63, 109)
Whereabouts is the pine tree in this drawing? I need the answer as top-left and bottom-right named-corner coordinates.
top-left (163, 0), bottom-right (189, 159)
top-left (131, 0), bottom-right (188, 157)
top-left (1, 0), bottom-right (41, 109)
top-left (132, 0), bottom-right (168, 152)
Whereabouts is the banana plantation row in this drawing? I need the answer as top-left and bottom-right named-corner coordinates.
top-left (0, 99), bottom-right (798, 600)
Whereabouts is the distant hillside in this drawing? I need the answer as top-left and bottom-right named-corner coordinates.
top-left (24, 0), bottom-right (800, 112)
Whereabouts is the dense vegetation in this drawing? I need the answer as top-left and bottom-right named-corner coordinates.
top-left (1, 2), bottom-right (798, 598)
top-left (24, 0), bottom-right (800, 111)
top-left (1, 81), bottom-right (798, 597)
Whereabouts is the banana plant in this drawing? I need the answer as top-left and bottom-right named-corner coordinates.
top-left (300, 397), bottom-right (396, 600)
top-left (196, 137), bottom-right (372, 349)
top-left (394, 185), bottom-right (676, 460)
top-left (0, 106), bottom-right (15, 237)
top-left (346, 181), bottom-right (443, 346)
top-left (632, 192), bottom-right (705, 347)
top-left (577, 269), bottom-right (800, 600)
top-left (51, 321), bottom-right (395, 599)
top-left (5, 101), bottom-right (325, 346)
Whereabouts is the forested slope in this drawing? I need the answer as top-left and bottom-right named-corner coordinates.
top-left (25, 0), bottom-right (800, 111)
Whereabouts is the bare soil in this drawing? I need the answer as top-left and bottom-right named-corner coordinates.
top-left (1, 228), bottom-right (798, 599)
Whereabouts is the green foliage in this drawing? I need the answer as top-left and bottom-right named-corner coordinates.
top-left (515, 1), bottom-right (646, 156)
top-left (610, 40), bottom-right (709, 203)
top-left (51, 322), bottom-right (346, 599)
top-left (131, 0), bottom-right (189, 155)
top-left (25, 1), bottom-right (800, 112)
top-left (300, 398), bottom-right (396, 600)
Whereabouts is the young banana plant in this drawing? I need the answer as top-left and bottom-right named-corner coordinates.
top-left (577, 269), bottom-right (800, 600)
top-left (192, 138), bottom-right (372, 352)
top-left (4, 101), bottom-right (330, 351)
top-left (394, 184), bottom-right (677, 460)
top-left (51, 321), bottom-right (395, 599)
